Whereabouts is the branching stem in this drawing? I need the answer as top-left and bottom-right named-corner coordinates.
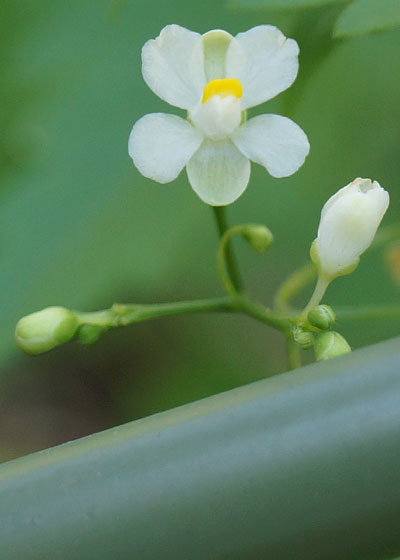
top-left (213, 206), bottom-right (243, 293)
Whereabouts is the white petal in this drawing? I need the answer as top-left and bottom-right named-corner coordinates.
top-left (368, 181), bottom-right (390, 221)
top-left (232, 114), bottom-right (309, 178)
top-left (129, 113), bottom-right (203, 183)
top-left (202, 29), bottom-right (233, 80)
top-left (317, 192), bottom-right (378, 276)
top-left (186, 139), bottom-right (250, 206)
top-left (226, 25), bottom-right (299, 109)
top-left (142, 24), bottom-right (206, 110)
top-left (321, 179), bottom-right (389, 222)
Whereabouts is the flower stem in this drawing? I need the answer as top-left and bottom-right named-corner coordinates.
top-left (74, 294), bottom-right (291, 334)
top-left (234, 295), bottom-right (291, 332)
top-left (299, 274), bottom-right (330, 322)
top-left (286, 337), bottom-right (302, 370)
top-left (217, 225), bottom-right (252, 298)
top-left (335, 304), bottom-right (400, 322)
top-left (274, 262), bottom-right (317, 313)
top-left (75, 297), bottom-right (234, 328)
top-left (212, 206), bottom-right (243, 293)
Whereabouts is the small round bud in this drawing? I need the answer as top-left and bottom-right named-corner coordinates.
top-left (15, 306), bottom-right (78, 355)
top-left (307, 305), bottom-right (336, 330)
top-left (314, 331), bottom-right (351, 361)
top-left (292, 327), bottom-right (314, 350)
top-left (78, 325), bottom-right (106, 345)
top-left (243, 224), bottom-right (273, 253)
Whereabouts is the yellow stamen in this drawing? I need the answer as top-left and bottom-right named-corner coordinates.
top-left (201, 78), bottom-right (243, 104)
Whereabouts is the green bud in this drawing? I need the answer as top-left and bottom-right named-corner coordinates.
top-left (242, 224), bottom-right (273, 253)
top-left (308, 305), bottom-right (336, 330)
top-left (78, 325), bottom-right (106, 345)
top-left (15, 306), bottom-right (78, 355)
top-left (314, 331), bottom-right (351, 361)
top-left (292, 327), bottom-right (315, 350)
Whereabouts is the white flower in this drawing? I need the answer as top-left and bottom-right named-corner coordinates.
top-left (313, 178), bottom-right (389, 279)
top-left (128, 25), bottom-right (310, 206)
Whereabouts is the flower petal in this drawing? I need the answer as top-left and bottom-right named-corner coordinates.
top-left (202, 29), bottom-right (233, 81)
top-left (186, 139), bottom-right (250, 206)
top-left (232, 114), bottom-right (310, 178)
top-left (226, 25), bottom-right (299, 109)
top-left (142, 24), bottom-right (206, 110)
top-left (129, 113), bottom-right (203, 183)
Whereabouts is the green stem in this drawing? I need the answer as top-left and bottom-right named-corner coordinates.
top-left (335, 304), bottom-right (400, 322)
top-left (274, 262), bottom-right (317, 313)
top-left (287, 337), bottom-right (302, 370)
top-left (299, 275), bottom-right (330, 322)
top-left (74, 295), bottom-right (291, 336)
top-left (235, 295), bottom-right (291, 333)
top-left (217, 225), bottom-right (254, 299)
top-left (213, 206), bottom-right (243, 293)
top-left (75, 297), bottom-right (234, 328)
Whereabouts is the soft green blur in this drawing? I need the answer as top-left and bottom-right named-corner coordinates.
top-left (1, 0), bottom-right (400, 461)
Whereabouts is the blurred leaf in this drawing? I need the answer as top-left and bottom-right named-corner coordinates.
top-left (230, 0), bottom-right (345, 10)
top-left (334, 0), bottom-right (400, 37)
top-left (0, 0), bottom-right (236, 366)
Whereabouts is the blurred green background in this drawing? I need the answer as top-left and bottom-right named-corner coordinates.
top-left (1, 0), bottom-right (399, 462)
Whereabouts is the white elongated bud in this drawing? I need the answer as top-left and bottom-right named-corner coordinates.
top-left (312, 178), bottom-right (389, 279)
top-left (15, 307), bottom-right (78, 355)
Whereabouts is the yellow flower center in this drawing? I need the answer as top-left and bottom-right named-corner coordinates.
top-left (201, 78), bottom-right (243, 104)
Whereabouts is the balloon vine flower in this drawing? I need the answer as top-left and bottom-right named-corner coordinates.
top-left (14, 24), bottom-right (397, 372)
top-left (128, 24), bottom-right (310, 206)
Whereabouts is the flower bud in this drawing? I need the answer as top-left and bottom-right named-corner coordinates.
top-left (15, 306), bottom-right (78, 355)
top-left (242, 224), bottom-right (273, 253)
top-left (312, 178), bottom-right (389, 279)
top-left (292, 327), bottom-right (314, 350)
top-left (307, 305), bottom-right (336, 330)
top-left (314, 331), bottom-right (351, 361)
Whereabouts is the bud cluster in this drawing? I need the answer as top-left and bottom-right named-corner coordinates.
top-left (305, 305), bottom-right (351, 361)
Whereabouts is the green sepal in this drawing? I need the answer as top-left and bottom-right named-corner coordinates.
top-left (78, 325), bottom-right (107, 345)
top-left (292, 326), bottom-right (315, 350)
